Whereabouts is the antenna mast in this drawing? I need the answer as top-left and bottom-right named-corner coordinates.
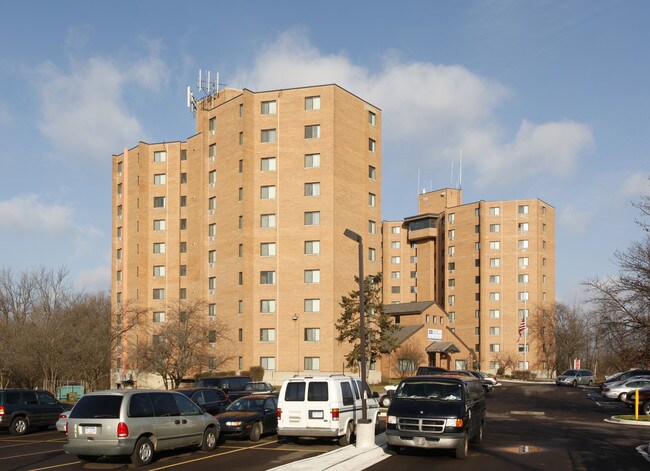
top-left (459, 149), bottom-right (462, 189)
top-left (187, 69), bottom-right (226, 117)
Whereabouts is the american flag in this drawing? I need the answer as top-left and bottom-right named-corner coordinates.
top-left (518, 320), bottom-right (527, 340)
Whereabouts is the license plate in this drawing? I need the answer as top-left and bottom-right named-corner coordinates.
top-left (414, 437), bottom-right (426, 446)
top-left (84, 426), bottom-right (97, 435)
top-left (309, 410), bottom-right (324, 419)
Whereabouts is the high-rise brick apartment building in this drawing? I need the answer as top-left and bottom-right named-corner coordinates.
top-left (381, 189), bottom-right (555, 377)
top-left (111, 85), bottom-right (383, 388)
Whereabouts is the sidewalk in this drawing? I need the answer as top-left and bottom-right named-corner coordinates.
top-left (268, 433), bottom-right (389, 471)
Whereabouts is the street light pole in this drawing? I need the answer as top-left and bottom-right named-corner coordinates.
top-left (343, 228), bottom-right (369, 424)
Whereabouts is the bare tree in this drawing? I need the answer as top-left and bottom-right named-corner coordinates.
top-left (492, 349), bottom-right (518, 375)
top-left (395, 338), bottom-right (425, 378)
top-left (527, 303), bottom-right (556, 377)
top-left (553, 302), bottom-right (592, 372)
top-left (138, 300), bottom-right (232, 389)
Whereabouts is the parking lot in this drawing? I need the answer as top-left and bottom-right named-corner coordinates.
top-left (1, 382), bottom-right (648, 471)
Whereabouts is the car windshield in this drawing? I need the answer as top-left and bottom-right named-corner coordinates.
top-left (70, 395), bottom-right (122, 419)
top-left (561, 370), bottom-right (577, 376)
top-left (395, 381), bottom-right (462, 401)
top-left (226, 398), bottom-right (265, 412)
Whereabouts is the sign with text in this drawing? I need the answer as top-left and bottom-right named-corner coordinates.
top-left (428, 329), bottom-right (443, 340)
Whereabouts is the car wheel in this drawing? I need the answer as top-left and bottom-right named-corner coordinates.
top-left (572, 380), bottom-right (577, 387)
top-left (201, 427), bottom-right (218, 451)
top-left (618, 392), bottom-right (627, 401)
top-left (131, 437), bottom-right (154, 466)
top-left (588, 380), bottom-right (594, 386)
top-left (387, 444), bottom-right (401, 454)
top-left (641, 402), bottom-right (650, 416)
top-left (379, 395), bottom-right (392, 407)
top-left (10, 417), bottom-right (28, 436)
top-left (338, 422), bottom-right (353, 446)
top-left (455, 431), bottom-right (469, 459)
top-left (249, 422), bottom-right (262, 442)
top-left (77, 455), bottom-right (99, 463)
top-left (470, 421), bottom-right (484, 445)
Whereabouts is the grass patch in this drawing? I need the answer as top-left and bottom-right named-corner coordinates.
top-left (613, 415), bottom-right (650, 422)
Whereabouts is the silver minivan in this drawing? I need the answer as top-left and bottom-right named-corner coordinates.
top-left (63, 389), bottom-right (220, 466)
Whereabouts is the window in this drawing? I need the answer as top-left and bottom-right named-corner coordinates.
top-left (116, 226), bottom-right (123, 239)
top-left (448, 279), bottom-right (456, 287)
top-left (489, 309), bottom-right (500, 318)
top-left (518, 257), bottom-right (529, 267)
top-left (489, 258), bottom-right (500, 267)
top-left (518, 240), bottom-right (529, 250)
top-left (489, 241), bottom-right (501, 250)
top-left (261, 129), bottom-right (276, 143)
top-left (180, 265), bottom-right (187, 276)
top-left (180, 195), bottom-right (187, 207)
top-left (304, 211), bottom-right (320, 226)
top-left (180, 219), bottom-right (187, 230)
top-left (260, 357), bottom-right (276, 370)
top-left (391, 271), bottom-right (400, 279)
top-left (448, 229), bottom-right (455, 240)
top-left (260, 328), bottom-right (276, 342)
top-left (304, 240), bottom-right (320, 255)
top-left (304, 357), bottom-right (320, 371)
top-left (489, 224), bottom-right (500, 233)
top-left (208, 304), bottom-right (216, 318)
top-left (391, 226), bottom-right (401, 234)
top-left (368, 165), bottom-right (377, 180)
top-left (368, 110), bottom-right (376, 125)
top-left (519, 274), bottom-right (529, 283)
top-left (490, 344), bottom-right (500, 352)
top-left (304, 125), bottom-right (320, 139)
top-left (239, 244), bottom-right (243, 257)
top-left (368, 193), bottom-right (376, 207)
top-left (368, 220), bottom-right (376, 234)
top-left (153, 219), bottom-right (166, 231)
top-left (153, 173), bottom-right (166, 185)
top-left (304, 269), bottom-right (320, 283)
top-left (181, 149), bottom-right (187, 160)
top-left (518, 291), bottom-right (529, 301)
top-left (239, 300), bottom-right (243, 314)
top-left (260, 242), bottom-right (276, 256)
top-left (490, 207), bottom-right (500, 216)
top-left (304, 298), bottom-right (320, 312)
top-left (304, 328), bottom-right (320, 342)
top-left (304, 153), bottom-right (320, 168)
top-left (261, 157), bottom-right (276, 171)
top-left (368, 247), bottom-right (376, 261)
top-left (368, 138), bottom-right (376, 152)
top-left (208, 330), bottom-right (217, 343)
top-left (260, 185), bottom-right (276, 199)
top-left (153, 311), bottom-right (165, 323)
top-left (238, 272), bottom-right (243, 285)
top-left (153, 288), bottom-right (165, 300)
top-left (239, 159), bottom-right (243, 173)
top-left (391, 256), bottom-right (401, 264)
top-left (209, 170), bottom-right (216, 184)
top-left (153, 242), bottom-right (165, 254)
top-left (260, 271), bottom-right (276, 285)
top-left (153, 196), bottom-right (165, 208)
top-left (261, 100), bottom-right (277, 115)
top-left (180, 173), bottom-right (187, 184)
top-left (305, 96), bottom-right (320, 110)
top-left (209, 117), bottom-right (216, 134)
top-left (260, 214), bottom-right (276, 228)
top-left (519, 222), bottom-right (529, 232)
top-left (238, 187), bottom-right (244, 201)
top-left (448, 246), bottom-right (455, 256)
top-left (239, 215), bottom-right (243, 229)
top-left (208, 196), bottom-right (216, 210)
top-left (391, 241), bottom-right (401, 249)
top-left (475, 208), bottom-right (480, 217)
top-left (489, 327), bottom-right (501, 335)
top-left (489, 292), bottom-right (500, 301)
top-left (304, 182), bottom-right (320, 196)
top-left (153, 265), bottom-right (165, 277)
top-left (519, 308), bottom-right (529, 318)
top-left (154, 151), bottom-right (166, 162)
top-left (449, 312), bottom-right (456, 322)
top-left (208, 277), bottom-right (216, 290)
top-left (490, 275), bottom-right (500, 284)
top-left (208, 223), bottom-right (216, 237)
top-left (448, 295), bottom-right (455, 305)
top-left (391, 286), bottom-right (400, 294)
top-left (180, 242), bottom-right (187, 253)
top-left (239, 132), bottom-right (243, 145)
top-left (260, 299), bottom-right (276, 313)
top-left (448, 262), bottom-right (455, 271)
top-left (209, 144), bottom-right (216, 160)
top-left (518, 205), bottom-right (529, 215)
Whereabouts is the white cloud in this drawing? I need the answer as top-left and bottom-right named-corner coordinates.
top-left (618, 171), bottom-right (649, 198)
top-left (75, 264), bottom-right (111, 292)
top-left (0, 194), bottom-right (75, 235)
top-left (559, 204), bottom-right (597, 235)
top-left (36, 50), bottom-right (168, 162)
top-left (233, 30), bottom-right (594, 188)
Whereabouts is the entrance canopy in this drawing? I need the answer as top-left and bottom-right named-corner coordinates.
top-left (425, 341), bottom-right (460, 353)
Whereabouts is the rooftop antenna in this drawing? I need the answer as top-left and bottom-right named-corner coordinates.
top-left (450, 160), bottom-right (454, 187)
top-left (459, 149), bottom-right (463, 190)
top-left (187, 69), bottom-right (226, 117)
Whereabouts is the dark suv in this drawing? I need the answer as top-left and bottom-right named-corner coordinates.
top-left (0, 389), bottom-right (67, 435)
top-left (196, 376), bottom-right (253, 401)
top-left (386, 375), bottom-right (486, 459)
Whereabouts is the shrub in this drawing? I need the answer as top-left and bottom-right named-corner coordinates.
top-left (249, 366), bottom-right (265, 381)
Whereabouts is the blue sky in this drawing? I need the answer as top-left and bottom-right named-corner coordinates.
top-left (0, 1), bottom-right (648, 303)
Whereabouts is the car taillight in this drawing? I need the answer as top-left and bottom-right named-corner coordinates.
top-left (0, 406), bottom-right (4, 416)
top-left (65, 421), bottom-right (68, 435)
top-left (331, 408), bottom-right (340, 421)
top-left (277, 408), bottom-right (282, 419)
top-left (117, 422), bottom-right (129, 438)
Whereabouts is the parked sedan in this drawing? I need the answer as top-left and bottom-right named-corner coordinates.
top-left (623, 387), bottom-right (650, 415)
top-left (555, 369), bottom-right (595, 387)
top-left (215, 394), bottom-right (277, 442)
top-left (175, 388), bottom-right (231, 416)
top-left (243, 382), bottom-right (276, 395)
top-left (603, 378), bottom-right (650, 401)
top-left (56, 409), bottom-right (72, 433)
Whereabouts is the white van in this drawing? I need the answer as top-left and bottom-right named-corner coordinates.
top-left (276, 374), bottom-right (380, 446)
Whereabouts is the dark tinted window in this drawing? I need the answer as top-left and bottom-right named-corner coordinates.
top-left (129, 393), bottom-right (154, 418)
top-left (352, 380), bottom-right (361, 400)
top-left (562, 370), bottom-right (577, 376)
top-left (264, 398), bottom-right (277, 410)
top-left (191, 391), bottom-right (205, 405)
top-left (37, 391), bottom-right (56, 405)
top-left (174, 393), bottom-right (201, 416)
top-left (284, 382), bottom-right (306, 401)
top-left (196, 378), bottom-right (223, 388)
top-left (307, 382), bottom-right (328, 401)
top-left (150, 392), bottom-right (180, 417)
top-left (70, 395), bottom-right (123, 419)
top-left (5, 392), bottom-right (20, 405)
top-left (23, 392), bottom-right (38, 405)
top-left (203, 390), bottom-right (223, 402)
top-left (340, 382), bottom-right (354, 406)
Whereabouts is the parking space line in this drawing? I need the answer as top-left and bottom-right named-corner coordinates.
top-left (0, 448), bottom-right (65, 461)
top-left (149, 441), bottom-right (275, 471)
top-left (28, 461), bottom-right (78, 470)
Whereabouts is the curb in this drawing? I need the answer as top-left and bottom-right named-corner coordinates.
top-left (605, 416), bottom-right (650, 427)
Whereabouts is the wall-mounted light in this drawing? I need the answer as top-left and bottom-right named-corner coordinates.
top-left (292, 314), bottom-right (298, 321)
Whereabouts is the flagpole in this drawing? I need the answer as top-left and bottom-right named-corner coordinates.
top-left (523, 282), bottom-right (527, 371)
